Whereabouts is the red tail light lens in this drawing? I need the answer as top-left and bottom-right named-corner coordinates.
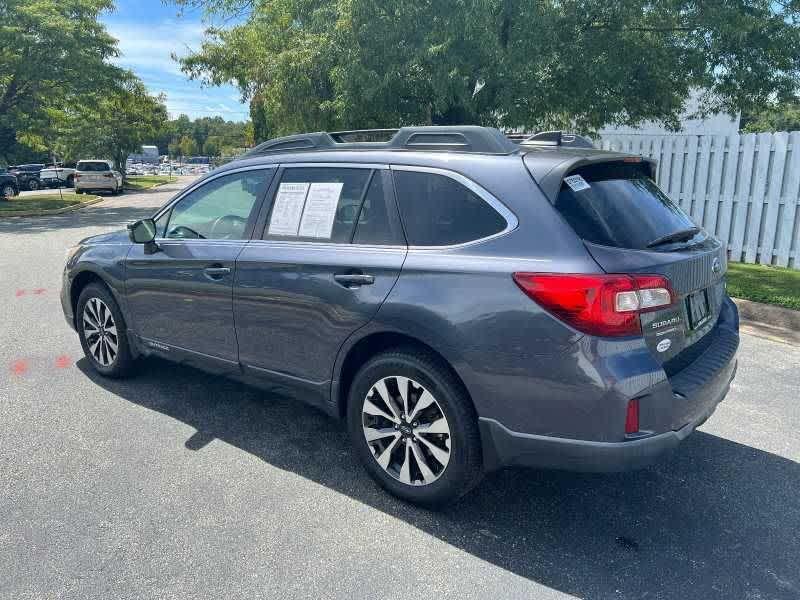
top-left (512, 273), bottom-right (674, 337)
top-left (625, 398), bottom-right (640, 434)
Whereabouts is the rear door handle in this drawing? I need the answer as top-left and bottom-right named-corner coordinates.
top-left (204, 265), bottom-right (231, 279)
top-left (334, 273), bottom-right (375, 287)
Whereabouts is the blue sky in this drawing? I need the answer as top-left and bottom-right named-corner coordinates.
top-left (103, 0), bottom-right (250, 121)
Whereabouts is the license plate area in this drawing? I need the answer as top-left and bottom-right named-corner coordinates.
top-left (686, 289), bottom-right (710, 330)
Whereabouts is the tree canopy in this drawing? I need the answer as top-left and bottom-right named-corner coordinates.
top-left (176, 0), bottom-right (800, 139)
top-left (0, 0), bottom-right (123, 162)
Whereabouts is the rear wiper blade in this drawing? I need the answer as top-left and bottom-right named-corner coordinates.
top-left (646, 227), bottom-right (701, 249)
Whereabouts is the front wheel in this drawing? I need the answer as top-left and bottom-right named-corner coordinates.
top-left (347, 347), bottom-right (483, 507)
top-left (75, 189), bottom-right (84, 195)
top-left (27, 179), bottom-right (40, 191)
top-left (77, 282), bottom-right (135, 378)
top-left (1, 184), bottom-right (16, 198)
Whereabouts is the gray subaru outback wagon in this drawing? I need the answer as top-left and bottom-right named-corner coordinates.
top-left (62, 126), bottom-right (739, 506)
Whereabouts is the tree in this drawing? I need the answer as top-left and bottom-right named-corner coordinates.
top-left (55, 79), bottom-right (168, 172)
top-left (176, 0), bottom-right (800, 138)
top-left (741, 103), bottom-right (800, 133)
top-left (175, 135), bottom-right (198, 158)
top-left (0, 0), bottom-right (124, 163)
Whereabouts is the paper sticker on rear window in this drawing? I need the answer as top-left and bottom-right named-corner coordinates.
top-left (564, 175), bottom-right (591, 192)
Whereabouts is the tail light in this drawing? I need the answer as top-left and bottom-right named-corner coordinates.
top-left (625, 399), bottom-right (640, 434)
top-left (512, 273), bottom-right (674, 337)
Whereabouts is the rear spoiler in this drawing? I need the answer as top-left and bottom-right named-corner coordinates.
top-left (526, 153), bottom-right (658, 204)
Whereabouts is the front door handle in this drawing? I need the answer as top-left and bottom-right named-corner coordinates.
top-left (334, 273), bottom-right (375, 287)
top-left (204, 265), bottom-right (231, 279)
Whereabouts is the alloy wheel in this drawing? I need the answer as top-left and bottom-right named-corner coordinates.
top-left (1, 185), bottom-right (14, 198)
top-left (362, 376), bottom-right (452, 486)
top-left (83, 297), bottom-right (118, 367)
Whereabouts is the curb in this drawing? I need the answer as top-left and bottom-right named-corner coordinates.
top-left (0, 195), bottom-right (104, 218)
top-left (732, 297), bottom-right (800, 346)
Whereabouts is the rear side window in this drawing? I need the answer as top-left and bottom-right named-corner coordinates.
top-left (554, 162), bottom-right (697, 249)
top-left (352, 172), bottom-right (405, 245)
top-left (78, 162), bottom-right (111, 172)
top-left (392, 170), bottom-right (507, 246)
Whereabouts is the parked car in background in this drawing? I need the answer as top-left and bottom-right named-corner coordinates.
top-left (0, 170), bottom-right (19, 197)
top-left (8, 164), bottom-right (44, 191)
top-left (39, 165), bottom-right (77, 189)
top-left (61, 126), bottom-right (739, 507)
top-left (74, 160), bottom-right (123, 195)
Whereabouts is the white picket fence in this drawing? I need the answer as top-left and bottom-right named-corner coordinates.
top-left (599, 132), bottom-right (800, 269)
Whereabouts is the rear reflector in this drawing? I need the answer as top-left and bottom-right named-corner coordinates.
top-left (625, 399), bottom-right (640, 434)
top-left (512, 273), bottom-right (674, 337)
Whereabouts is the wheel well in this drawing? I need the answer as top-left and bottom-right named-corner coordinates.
top-left (336, 331), bottom-right (473, 419)
top-left (70, 271), bottom-right (107, 325)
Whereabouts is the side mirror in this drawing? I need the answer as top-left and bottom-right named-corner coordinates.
top-left (127, 218), bottom-right (157, 243)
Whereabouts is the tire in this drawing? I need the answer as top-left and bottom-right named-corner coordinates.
top-left (347, 347), bottom-right (482, 507)
top-left (75, 189), bottom-right (84, 195)
top-left (27, 179), bottom-right (39, 191)
top-left (1, 184), bottom-right (16, 198)
top-left (66, 175), bottom-right (74, 188)
top-left (76, 282), bottom-right (135, 378)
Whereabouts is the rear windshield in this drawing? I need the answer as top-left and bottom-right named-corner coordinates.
top-left (554, 162), bottom-right (697, 249)
top-left (78, 162), bottom-right (110, 172)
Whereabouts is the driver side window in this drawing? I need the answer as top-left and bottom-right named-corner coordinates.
top-left (162, 169), bottom-right (271, 240)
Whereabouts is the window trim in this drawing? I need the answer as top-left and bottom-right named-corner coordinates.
top-left (389, 165), bottom-right (518, 250)
top-left (151, 164), bottom-right (275, 242)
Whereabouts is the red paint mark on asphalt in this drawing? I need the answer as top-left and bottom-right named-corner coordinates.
top-left (10, 359), bottom-right (28, 376)
top-left (55, 355), bottom-right (72, 369)
top-left (15, 289), bottom-right (26, 297)
top-left (32, 288), bottom-right (47, 295)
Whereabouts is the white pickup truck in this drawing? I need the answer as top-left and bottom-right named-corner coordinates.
top-left (39, 166), bottom-right (77, 188)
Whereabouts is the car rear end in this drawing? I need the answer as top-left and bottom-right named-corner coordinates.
top-left (75, 161), bottom-right (116, 192)
top-left (477, 151), bottom-right (739, 472)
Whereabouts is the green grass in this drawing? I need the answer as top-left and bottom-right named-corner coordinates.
top-left (727, 262), bottom-right (800, 311)
top-left (0, 192), bottom-right (86, 213)
top-left (124, 175), bottom-right (173, 190)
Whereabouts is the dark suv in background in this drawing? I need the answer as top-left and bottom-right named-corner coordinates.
top-left (9, 163), bottom-right (45, 191)
top-left (62, 126), bottom-right (739, 506)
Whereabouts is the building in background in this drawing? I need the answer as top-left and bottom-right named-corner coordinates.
top-left (127, 145), bottom-right (160, 164)
top-left (599, 90), bottom-right (741, 137)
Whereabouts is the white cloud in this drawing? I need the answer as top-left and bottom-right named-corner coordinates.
top-left (106, 19), bottom-right (249, 120)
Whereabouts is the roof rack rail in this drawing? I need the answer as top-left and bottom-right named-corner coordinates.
top-left (520, 131), bottom-right (595, 149)
top-left (244, 126), bottom-right (518, 157)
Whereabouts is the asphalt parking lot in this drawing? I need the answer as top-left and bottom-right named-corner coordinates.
top-left (1, 180), bottom-right (799, 599)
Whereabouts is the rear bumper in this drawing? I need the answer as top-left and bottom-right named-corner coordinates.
top-left (480, 357), bottom-right (735, 472)
top-left (479, 297), bottom-right (739, 472)
top-left (75, 181), bottom-right (115, 190)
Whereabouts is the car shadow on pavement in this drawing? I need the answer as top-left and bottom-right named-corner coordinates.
top-left (77, 357), bottom-right (800, 600)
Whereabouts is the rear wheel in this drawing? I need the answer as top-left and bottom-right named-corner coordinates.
top-left (75, 189), bottom-right (84, 195)
top-left (347, 347), bottom-right (482, 507)
top-left (66, 175), bottom-right (74, 188)
top-left (27, 179), bottom-right (39, 191)
top-left (77, 283), bottom-right (135, 378)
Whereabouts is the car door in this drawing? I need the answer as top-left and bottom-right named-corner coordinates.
top-left (234, 164), bottom-right (407, 400)
top-left (125, 166), bottom-right (274, 369)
